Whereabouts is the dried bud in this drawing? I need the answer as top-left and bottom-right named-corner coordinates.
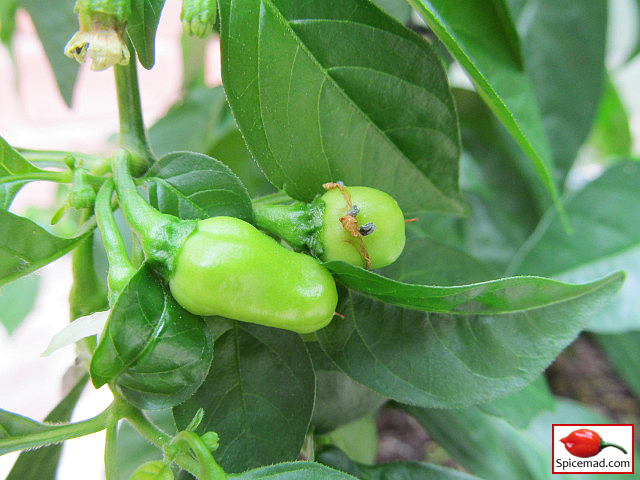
top-left (64, 26), bottom-right (129, 71)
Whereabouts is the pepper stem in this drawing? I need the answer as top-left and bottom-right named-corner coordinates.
top-left (111, 150), bottom-right (196, 277)
top-left (253, 202), bottom-right (314, 251)
top-left (114, 37), bottom-right (154, 175)
top-left (600, 439), bottom-right (628, 454)
top-left (95, 178), bottom-right (137, 305)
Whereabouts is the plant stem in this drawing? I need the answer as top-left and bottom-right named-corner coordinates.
top-left (171, 431), bottom-right (227, 480)
top-left (0, 404), bottom-right (113, 455)
top-left (0, 171), bottom-right (72, 184)
top-left (18, 149), bottom-right (103, 169)
top-left (111, 150), bottom-right (196, 276)
top-left (95, 178), bottom-right (137, 305)
top-left (114, 37), bottom-right (154, 175)
top-left (104, 410), bottom-right (119, 480)
top-left (119, 403), bottom-right (201, 476)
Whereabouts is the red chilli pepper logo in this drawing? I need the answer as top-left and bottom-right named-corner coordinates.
top-left (560, 429), bottom-right (628, 458)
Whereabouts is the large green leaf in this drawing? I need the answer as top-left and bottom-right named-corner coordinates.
top-left (506, 0), bottom-right (607, 179)
top-left (409, 0), bottom-right (560, 209)
top-left (450, 88), bottom-right (541, 269)
top-left (477, 376), bottom-right (553, 429)
top-left (595, 332), bottom-right (640, 400)
top-left (0, 210), bottom-right (92, 286)
top-left (324, 259), bottom-right (621, 316)
top-left (144, 151), bottom-right (254, 224)
top-left (317, 446), bottom-right (483, 480)
top-left (316, 271), bottom-right (623, 407)
top-left (0, 272), bottom-right (39, 334)
top-left (173, 320), bottom-right (315, 473)
top-left (148, 86), bottom-right (276, 197)
top-left (219, 0), bottom-right (464, 215)
top-left (403, 398), bottom-right (629, 480)
top-left (90, 265), bottom-right (213, 410)
top-left (127, 0), bottom-right (166, 69)
top-left (18, 0), bottom-right (79, 105)
top-left (5, 375), bottom-right (88, 480)
top-left (510, 162), bottom-right (640, 332)
top-left (149, 87), bottom-right (231, 157)
top-left (0, 136), bottom-right (45, 209)
top-left (230, 462), bottom-right (357, 479)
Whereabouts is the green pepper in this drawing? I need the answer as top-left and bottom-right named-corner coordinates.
top-left (110, 150), bottom-right (338, 334)
top-left (254, 183), bottom-right (406, 269)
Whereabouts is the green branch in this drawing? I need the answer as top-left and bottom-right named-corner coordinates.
top-left (114, 37), bottom-right (154, 175)
top-left (0, 405), bottom-right (113, 455)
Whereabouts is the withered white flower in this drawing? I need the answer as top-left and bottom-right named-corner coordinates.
top-left (64, 26), bottom-right (130, 71)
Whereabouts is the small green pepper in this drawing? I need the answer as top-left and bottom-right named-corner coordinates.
top-left (254, 183), bottom-right (406, 269)
top-left (111, 150), bottom-right (338, 334)
top-left (169, 216), bottom-right (337, 333)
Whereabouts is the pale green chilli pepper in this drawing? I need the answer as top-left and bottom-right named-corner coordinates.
top-left (169, 216), bottom-right (339, 334)
top-left (319, 186), bottom-right (406, 269)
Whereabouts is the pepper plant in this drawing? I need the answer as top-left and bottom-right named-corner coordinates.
top-left (1, 0), bottom-right (639, 479)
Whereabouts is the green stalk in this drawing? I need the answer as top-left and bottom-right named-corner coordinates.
top-left (18, 149), bottom-right (104, 169)
top-left (111, 150), bottom-right (196, 277)
top-left (170, 431), bottom-right (227, 480)
top-left (95, 178), bottom-right (137, 304)
top-left (253, 198), bottom-right (325, 255)
top-left (0, 405), bottom-right (113, 455)
top-left (0, 171), bottom-right (72, 184)
top-left (114, 37), bottom-right (154, 175)
top-left (120, 404), bottom-right (200, 476)
top-left (104, 410), bottom-right (119, 480)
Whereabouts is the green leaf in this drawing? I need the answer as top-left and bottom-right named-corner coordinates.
top-left (0, 136), bottom-right (45, 209)
top-left (506, 0), bottom-right (607, 179)
top-left (324, 259), bottom-right (621, 316)
top-left (68, 234), bottom-right (109, 320)
top-left (127, 0), bottom-right (166, 69)
top-left (5, 375), bottom-right (88, 480)
top-left (0, 0), bottom-right (17, 45)
top-left (316, 415), bottom-right (378, 464)
top-left (309, 343), bottom-right (386, 435)
top-left (0, 210), bottom-right (92, 286)
top-left (510, 162), bottom-right (640, 332)
top-left (409, 0), bottom-right (561, 210)
top-left (379, 236), bottom-right (499, 286)
top-left (316, 446), bottom-right (483, 480)
top-left (149, 86), bottom-right (231, 157)
top-left (173, 321), bottom-right (315, 473)
top-left (219, 0), bottom-right (464, 215)
top-left (148, 86), bottom-right (276, 197)
top-left (356, 461), bottom-right (483, 480)
top-left (371, 0), bottom-right (412, 23)
top-left (18, 0), bottom-right (80, 106)
top-left (449, 88), bottom-right (541, 269)
top-left (144, 151), bottom-right (254, 224)
top-left (230, 462), bottom-right (357, 479)
top-left (595, 332), bottom-right (640, 400)
top-left (0, 272), bottom-right (39, 334)
top-left (407, 397), bottom-right (636, 480)
top-left (477, 376), bottom-right (554, 429)
top-left (588, 74), bottom-right (632, 157)
top-left (90, 264), bottom-right (213, 410)
top-left (316, 272), bottom-right (623, 407)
